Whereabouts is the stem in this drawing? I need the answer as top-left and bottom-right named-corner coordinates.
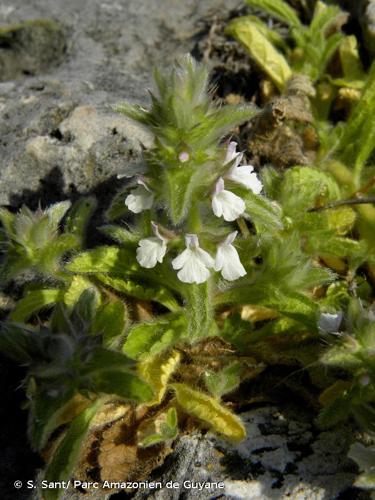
top-left (308, 197), bottom-right (375, 212)
top-left (351, 175), bottom-right (375, 196)
top-left (237, 218), bottom-right (250, 238)
top-left (187, 203), bottom-right (202, 233)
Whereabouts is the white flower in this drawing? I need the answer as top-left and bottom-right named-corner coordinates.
top-left (214, 231), bottom-right (246, 281)
top-left (224, 142), bottom-right (262, 194)
top-left (136, 222), bottom-right (167, 268)
top-left (125, 180), bottom-right (154, 213)
top-left (172, 234), bottom-right (214, 284)
top-left (227, 165), bottom-right (263, 193)
top-left (212, 177), bottom-right (245, 221)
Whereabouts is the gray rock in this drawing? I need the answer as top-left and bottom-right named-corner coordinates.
top-left (0, 0), bottom-right (239, 206)
top-left (125, 406), bottom-right (361, 500)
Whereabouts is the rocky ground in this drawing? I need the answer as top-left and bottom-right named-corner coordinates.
top-left (1, 0), bottom-right (374, 499)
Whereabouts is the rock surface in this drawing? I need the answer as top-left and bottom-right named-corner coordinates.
top-left (128, 405), bottom-right (364, 500)
top-left (0, 0), bottom-right (239, 206)
top-left (54, 405), bottom-right (365, 500)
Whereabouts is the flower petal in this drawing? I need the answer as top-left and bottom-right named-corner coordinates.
top-left (228, 166), bottom-right (263, 193)
top-left (196, 247), bottom-right (215, 268)
top-left (136, 237), bottom-right (166, 268)
top-left (176, 254), bottom-right (211, 284)
top-left (213, 190), bottom-right (245, 221)
top-left (212, 195), bottom-right (223, 218)
top-left (216, 244), bottom-right (246, 281)
top-left (125, 186), bottom-right (154, 213)
top-left (172, 248), bottom-right (192, 270)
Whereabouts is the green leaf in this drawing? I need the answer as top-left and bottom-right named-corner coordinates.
top-left (204, 362), bottom-right (243, 398)
top-left (138, 407), bottom-right (179, 448)
top-left (316, 392), bottom-right (352, 429)
top-left (123, 313), bottom-right (187, 360)
top-left (217, 284), bottom-right (318, 329)
top-left (66, 246), bottom-right (125, 274)
top-left (42, 401), bottom-right (100, 500)
top-left (63, 276), bottom-right (97, 309)
top-left (166, 407), bottom-right (178, 429)
top-left (37, 233), bottom-right (80, 271)
top-left (192, 105), bottom-right (258, 149)
top-left (139, 433), bottom-right (166, 448)
top-left (70, 289), bottom-right (100, 328)
top-left (10, 289), bottom-right (62, 322)
top-left (171, 383), bottom-right (246, 441)
top-left (0, 207), bottom-right (15, 237)
top-left (163, 164), bottom-right (206, 225)
top-left (0, 323), bottom-right (40, 363)
top-left (80, 347), bottom-right (135, 376)
top-left (113, 102), bottom-right (150, 126)
top-left (319, 33), bottom-right (343, 77)
top-left (279, 166), bottom-right (341, 213)
top-left (226, 17), bottom-right (292, 91)
top-left (92, 300), bottom-right (127, 348)
top-left (45, 201), bottom-right (72, 231)
top-left (91, 369), bottom-right (153, 402)
top-left (237, 15), bottom-right (288, 50)
top-left (242, 191), bottom-right (283, 233)
top-left (337, 61), bottom-right (375, 178)
top-left (310, 1), bottom-right (344, 38)
top-left (97, 275), bottom-right (180, 311)
top-left (29, 388), bottom-right (76, 451)
top-left (339, 36), bottom-right (365, 82)
top-left (99, 225), bottom-right (140, 245)
top-left (67, 246), bottom-right (182, 301)
top-left (245, 0), bottom-right (301, 28)
top-left (65, 197), bottom-right (97, 243)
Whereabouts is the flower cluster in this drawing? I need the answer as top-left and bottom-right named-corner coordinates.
top-left (125, 142), bottom-right (262, 284)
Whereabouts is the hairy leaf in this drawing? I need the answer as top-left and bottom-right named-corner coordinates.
top-left (10, 289), bottom-right (63, 322)
top-left (171, 383), bottom-right (246, 441)
top-left (42, 400), bottom-right (100, 500)
top-left (97, 274), bottom-right (180, 311)
top-left (92, 300), bottom-right (127, 348)
top-left (246, 0), bottom-right (301, 28)
top-left (91, 369), bottom-right (153, 402)
top-left (227, 17), bottom-right (292, 91)
top-left (123, 313), bottom-right (187, 360)
top-left (29, 388), bottom-right (76, 451)
top-left (138, 350), bottom-right (181, 405)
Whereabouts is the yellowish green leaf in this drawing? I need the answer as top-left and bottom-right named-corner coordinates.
top-left (226, 18), bottom-right (292, 91)
top-left (63, 275), bottom-right (98, 309)
top-left (171, 383), bottom-right (246, 442)
top-left (138, 350), bottom-right (181, 406)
